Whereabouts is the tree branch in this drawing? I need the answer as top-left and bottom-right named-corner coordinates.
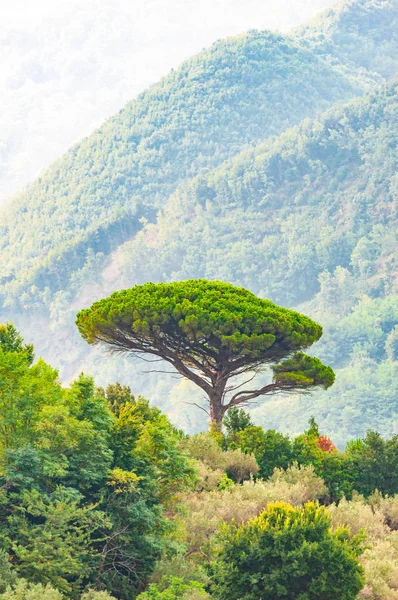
top-left (227, 383), bottom-right (278, 407)
top-left (183, 401), bottom-right (210, 416)
top-left (223, 372), bottom-right (257, 396)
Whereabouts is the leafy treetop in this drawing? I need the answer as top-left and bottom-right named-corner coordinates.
top-left (77, 279), bottom-right (323, 357)
top-left (211, 501), bottom-right (365, 600)
top-left (76, 280), bottom-right (334, 427)
top-left (0, 323), bottom-right (34, 364)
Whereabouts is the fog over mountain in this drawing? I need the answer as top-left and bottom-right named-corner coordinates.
top-left (0, 0), bottom-right (336, 203)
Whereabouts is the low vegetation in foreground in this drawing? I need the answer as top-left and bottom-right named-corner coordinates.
top-left (1, 322), bottom-right (398, 599)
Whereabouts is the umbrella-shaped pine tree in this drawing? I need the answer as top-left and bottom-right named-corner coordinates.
top-left (76, 279), bottom-right (334, 430)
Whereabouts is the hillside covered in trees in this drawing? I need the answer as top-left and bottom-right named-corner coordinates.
top-left (106, 83), bottom-right (397, 443)
top-left (296, 0), bottom-right (398, 78)
top-left (1, 0), bottom-right (398, 597)
top-left (0, 0), bottom-right (397, 443)
top-left (0, 30), bottom-right (369, 298)
top-left (0, 0), bottom-right (336, 202)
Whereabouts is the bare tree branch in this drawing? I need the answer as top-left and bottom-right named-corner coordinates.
top-left (228, 383), bottom-right (278, 406)
top-left (183, 401), bottom-right (210, 416)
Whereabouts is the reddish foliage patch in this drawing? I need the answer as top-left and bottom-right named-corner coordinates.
top-left (317, 434), bottom-right (337, 454)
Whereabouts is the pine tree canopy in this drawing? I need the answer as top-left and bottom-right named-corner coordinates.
top-left (76, 279), bottom-right (334, 426)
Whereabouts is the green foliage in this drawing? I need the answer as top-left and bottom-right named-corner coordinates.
top-left (6, 488), bottom-right (108, 595)
top-left (111, 80), bottom-right (395, 440)
top-left (103, 82), bottom-right (397, 319)
top-left (66, 374), bottom-right (112, 434)
top-left (181, 433), bottom-right (227, 471)
top-left (0, 324), bottom-right (34, 364)
top-left (0, 353), bottom-right (60, 457)
top-left (223, 408), bottom-right (252, 436)
top-left (136, 576), bottom-right (208, 600)
top-left (0, 3), bottom-right (396, 441)
top-left (0, 580), bottom-right (63, 600)
top-left (76, 279), bottom-right (323, 355)
top-left (223, 420), bottom-right (297, 481)
top-left (179, 463), bottom-right (327, 560)
top-left (272, 352), bottom-right (335, 389)
top-left (149, 555), bottom-right (209, 590)
top-left (249, 428), bottom-right (293, 479)
top-left (76, 279), bottom-right (332, 428)
top-left (0, 549), bottom-right (16, 593)
top-left (0, 24), bottom-right (367, 307)
top-left (49, 77), bottom-right (396, 441)
top-left (80, 592), bottom-right (117, 600)
top-left (181, 432), bottom-right (258, 483)
top-left (328, 494), bottom-right (389, 540)
top-left (359, 534), bottom-right (398, 599)
top-left (297, 0), bottom-right (398, 79)
top-left (211, 502), bottom-right (365, 600)
top-left (110, 395), bottom-right (197, 501)
top-left (133, 416), bottom-right (198, 503)
top-left (346, 431), bottom-right (398, 497)
top-left (0, 582), bottom-right (117, 600)
top-left (1, 6), bottom-right (398, 594)
top-left (2, 325), bottom-right (398, 599)
top-left (0, 335), bottom-right (113, 491)
top-left (0, 326), bottom-right (198, 600)
top-left (99, 382), bottom-right (136, 417)
top-left (225, 417), bottom-right (398, 501)
top-left (231, 426), bottom-right (266, 455)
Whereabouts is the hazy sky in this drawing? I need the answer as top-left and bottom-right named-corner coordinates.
top-left (0, 0), bottom-right (335, 203)
top-left (3, 1), bottom-right (70, 25)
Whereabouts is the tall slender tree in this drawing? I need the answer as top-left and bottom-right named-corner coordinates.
top-left (76, 280), bottom-right (334, 429)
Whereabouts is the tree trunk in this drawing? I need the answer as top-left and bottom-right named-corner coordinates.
top-left (209, 391), bottom-right (226, 432)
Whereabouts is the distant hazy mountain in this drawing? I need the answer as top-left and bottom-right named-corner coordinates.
top-left (297, 0), bottom-right (398, 78)
top-left (109, 82), bottom-right (396, 443)
top-left (0, 0), bottom-right (335, 202)
top-left (0, 0), bottom-right (397, 441)
top-left (0, 29), bottom-right (368, 301)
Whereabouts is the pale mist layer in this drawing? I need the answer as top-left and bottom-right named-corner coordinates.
top-left (0, 0), bottom-right (335, 204)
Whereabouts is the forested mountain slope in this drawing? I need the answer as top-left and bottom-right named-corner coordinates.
top-left (297, 0), bottom-right (398, 78)
top-left (110, 84), bottom-right (398, 306)
top-left (4, 82), bottom-right (397, 444)
top-left (0, 0), bottom-right (336, 202)
top-left (0, 0), bottom-right (397, 442)
top-left (0, 21), bottom-right (381, 307)
top-left (105, 83), bottom-right (396, 443)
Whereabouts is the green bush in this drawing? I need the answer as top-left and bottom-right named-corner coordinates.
top-left (0, 580), bottom-right (63, 600)
top-left (0, 550), bottom-right (16, 593)
top-left (0, 582), bottom-right (117, 600)
top-left (181, 432), bottom-right (258, 483)
top-left (212, 502), bottom-right (365, 600)
top-left (136, 576), bottom-right (208, 599)
top-left (180, 464), bottom-right (327, 560)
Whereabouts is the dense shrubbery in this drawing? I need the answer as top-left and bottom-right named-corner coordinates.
top-left (0, 582), bottom-right (117, 600)
top-left (1, 326), bottom-right (398, 599)
top-left (223, 408), bottom-right (398, 501)
top-left (137, 577), bottom-right (209, 600)
top-left (0, 324), bottom-right (196, 598)
top-left (211, 502), bottom-right (365, 600)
